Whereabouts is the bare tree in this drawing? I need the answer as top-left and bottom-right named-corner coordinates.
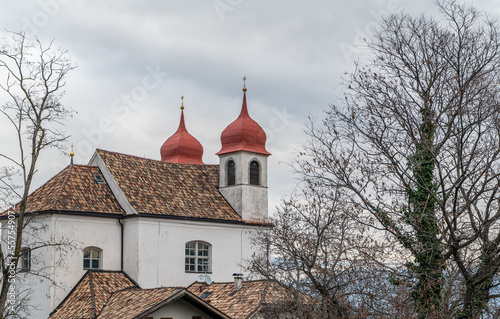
top-left (292, 1), bottom-right (500, 318)
top-left (248, 181), bottom-right (403, 318)
top-left (0, 31), bottom-right (75, 318)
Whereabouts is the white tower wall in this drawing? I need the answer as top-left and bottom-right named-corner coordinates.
top-left (218, 152), bottom-right (269, 222)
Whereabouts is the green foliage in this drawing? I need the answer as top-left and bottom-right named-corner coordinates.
top-left (404, 104), bottom-right (445, 318)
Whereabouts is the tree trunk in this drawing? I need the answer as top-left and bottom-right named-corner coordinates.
top-left (456, 279), bottom-right (491, 319)
top-left (408, 103), bottom-right (444, 318)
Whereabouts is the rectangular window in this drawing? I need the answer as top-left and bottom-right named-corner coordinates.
top-left (185, 257), bottom-right (195, 272)
top-left (83, 247), bottom-right (102, 270)
top-left (21, 249), bottom-right (31, 271)
top-left (197, 258), bottom-right (209, 272)
top-left (227, 160), bottom-right (235, 186)
top-left (198, 244), bottom-right (209, 256)
top-left (186, 242), bottom-right (196, 256)
top-left (250, 161), bottom-right (260, 185)
top-left (185, 242), bottom-right (211, 273)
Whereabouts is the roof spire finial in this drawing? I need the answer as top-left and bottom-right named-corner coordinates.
top-left (180, 96), bottom-right (184, 110)
top-left (70, 143), bottom-right (74, 165)
top-left (243, 76), bottom-right (247, 92)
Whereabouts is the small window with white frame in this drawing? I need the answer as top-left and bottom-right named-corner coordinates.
top-left (20, 248), bottom-right (31, 271)
top-left (185, 241), bottom-right (211, 273)
top-left (83, 247), bottom-right (102, 270)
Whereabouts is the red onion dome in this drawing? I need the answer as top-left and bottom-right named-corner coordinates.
top-left (161, 107), bottom-right (204, 164)
top-left (216, 90), bottom-right (270, 156)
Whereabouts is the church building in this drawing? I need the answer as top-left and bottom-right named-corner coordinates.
top-left (5, 82), bottom-right (282, 318)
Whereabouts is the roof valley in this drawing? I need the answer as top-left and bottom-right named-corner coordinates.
top-left (88, 271), bottom-right (97, 319)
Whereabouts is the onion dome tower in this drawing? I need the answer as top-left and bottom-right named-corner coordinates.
top-left (216, 78), bottom-right (270, 221)
top-left (160, 97), bottom-right (204, 164)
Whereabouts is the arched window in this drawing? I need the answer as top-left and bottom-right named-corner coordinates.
top-left (249, 160), bottom-right (260, 185)
top-left (227, 160), bottom-right (235, 186)
top-left (185, 241), bottom-right (211, 273)
top-left (20, 248), bottom-right (31, 272)
top-left (83, 247), bottom-right (102, 270)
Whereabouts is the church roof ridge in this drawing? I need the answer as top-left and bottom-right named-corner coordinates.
top-left (96, 148), bottom-right (219, 166)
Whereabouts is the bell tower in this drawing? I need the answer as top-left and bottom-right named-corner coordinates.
top-left (216, 78), bottom-right (270, 222)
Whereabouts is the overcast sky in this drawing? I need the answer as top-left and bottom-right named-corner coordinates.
top-left (0, 0), bottom-right (498, 211)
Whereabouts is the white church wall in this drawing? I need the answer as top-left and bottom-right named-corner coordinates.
top-left (2, 214), bottom-right (121, 318)
top-left (1, 216), bottom-right (55, 319)
top-left (0, 212), bottom-right (264, 318)
top-left (49, 214), bottom-right (122, 308)
top-left (123, 217), bottom-right (139, 283)
top-left (130, 217), bottom-right (259, 288)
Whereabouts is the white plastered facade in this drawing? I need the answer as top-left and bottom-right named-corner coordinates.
top-left (5, 202), bottom-right (260, 318)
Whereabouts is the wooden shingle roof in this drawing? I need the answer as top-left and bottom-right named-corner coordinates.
top-left (95, 149), bottom-right (245, 222)
top-left (49, 271), bottom-right (137, 319)
top-left (187, 280), bottom-right (293, 319)
top-left (50, 271), bottom-right (231, 319)
top-left (13, 165), bottom-right (124, 215)
top-left (98, 287), bottom-right (231, 319)
top-left (49, 270), bottom-right (300, 319)
top-left (5, 149), bottom-right (269, 224)
top-left (97, 287), bottom-right (183, 318)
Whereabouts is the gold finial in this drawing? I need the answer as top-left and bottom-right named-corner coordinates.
top-left (70, 144), bottom-right (74, 165)
top-left (180, 96), bottom-right (184, 110)
top-left (243, 76), bottom-right (247, 92)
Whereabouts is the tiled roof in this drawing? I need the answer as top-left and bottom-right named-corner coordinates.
top-left (50, 270), bottom-right (297, 319)
top-left (96, 149), bottom-right (245, 222)
top-left (97, 287), bottom-right (183, 318)
top-left (50, 271), bottom-right (137, 319)
top-left (187, 280), bottom-right (293, 319)
top-left (9, 165), bottom-right (124, 215)
top-left (4, 149), bottom-right (269, 224)
top-left (50, 271), bottom-right (231, 319)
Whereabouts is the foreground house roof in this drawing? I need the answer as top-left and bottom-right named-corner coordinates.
top-left (50, 271), bottom-right (138, 318)
top-left (50, 270), bottom-right (310, 319)
top-left (50, 271), bottom-right (230, 319)
top-left (97, 287), bottom-right (229, 319)
top-left (50, 270), bottom-right (297, 319)
top-left (188, 280), bottom-right (293, 319)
